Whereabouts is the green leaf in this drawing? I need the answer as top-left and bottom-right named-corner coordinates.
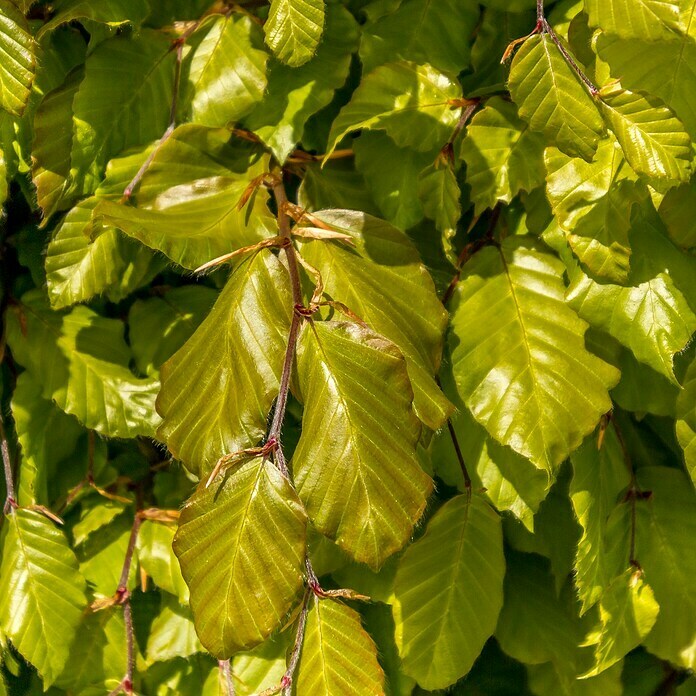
top-left (527, 660), bottom-right (624, 696)
top-left (70, 31), bottom-right (175, 195)
top-left (298, 160), bottom-right (379, 215)
top-left (232, 634), bottom-right (290, 696)
top-left (31, 66), bottom-right (82, 218)
top-left (359, 0), bottom-right (479, 75)
top-left (157, 251), bottom-right (291, 478)
top-left (294, 321), bottom-right (432, 569)
top-left (0, 509), bottom-right (87, 687)
top-left (173, 456), bottom-right (307, 658)
top-left (325, 61), bottom-right (462, 158)
top-left (636, 467), bottom-right (696, 669)
top-left (264, 0), bottom-right (325, 67)
top-left (659, 176), bottom-right (696, 249)
top-left (566, 217), bottom-right (696, 384)
top-left (581, 569), bottom-right (659, 677)
top-left (596, 33), bottom-right (696, 138)
top-left (508, 35), bottom-right (604, 161)
top-left (137, 521), bottom-right (189, 604)
top-left (569, 427), bottom-right (632, 613)
top-left (92, 125), bottom-right (277, 270)
top-left (544, 138), bottom-right (638, 285)
top-left (5, 290), bottom-right (159, 438)
top-left (417, 158), bottom-right (462, 252)
top-left (129, 286), bottom-right (217, 378)
top-left (585, 0), bottom-right (683, 40)
top-left (181, 14), bottom-right (268, 128)
top-left (598, 84), bottom-right (692, 184)
top-left (353, 131), bottom-right (430, 231)
top-left (295, 596), bottom-right (386, 695)
top-left (147, 595), bottom-right (203, 663)
top-left (448, 237), bottom-right (619, 472)
top-left (37, 0), bottom-right (150, 38)
top-left (298, 209), bottom-right (452, 430)
top-left (458, 97), bottom-right (545, 215)
top-left (677, 355), bottom-right (696, 485)
top-left (11, 372), bottom-right (85, 507)
top-left (73, 500), bottom-right (128, 547)
top-left (393, 494), bottom-right (505, 690)
top-left (0, 0), bottom-right (36, 116)
top-left (245, 3), bottom-right (358, 163)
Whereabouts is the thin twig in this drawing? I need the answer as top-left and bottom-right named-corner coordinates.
top-left (281, 589), bottom-right (311, 696)
top-left (446, 419), bottom-right (472, 492)
top-left (0, 408), bottom-right (16, 514)
top-left (219, 659), bottom-right (235, 696)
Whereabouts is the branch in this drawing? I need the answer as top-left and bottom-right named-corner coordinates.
top-left (281, 589), bottom-right (311, 696)
top-left (219, 659), bottom-right (235, 696)
top-left (0, 408), bottom-right (16, 514)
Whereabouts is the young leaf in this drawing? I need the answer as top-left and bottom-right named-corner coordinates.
top-left (181, 14), bottom-right (268, 128)
top-left (636, 467), bottom-right (696, 669)
top-left (173, 457), bottom-right (307, 658)
top-left (585, 0), bottom-right (683, 41)
top-left (137, 521), bottom-right (189, 604)
top-left (359, 0), bottom-right (479, 75)
top-left (295, 596), bottom-right (386, 695)
top-left (569, 428), bottom-right (632, 613)
top-left (293, 321), bottom-right (433, 569)
top-left (147, 595), bottom-right (203, 663)
top-left (0, 509), bottom-right (87, 687)
top-left (325, 61), bottom-right (462, 158)
top-left (417, 158), bottom-right (462, 251)
top-left (393, 494), bottom-right (505, 690)
top-left (0, 0), bottom-right (36, 116)
top-left (264, 0), bottom-right (325, 68)
top-left (598, 84), bottom-right (692, 184)
top-left (5, 290), bottom-right (159, 438)
top-left (677, 356), bottom-right (696, 485)
top-left (157, 251), bottom-right (291, 478)
top-left (245, 3), bottom-right (358, 163)
top-left (581, 569), bottom-right (659, 677)
top-left (69, 31), bottom-right (175, 195)
top-left (297, 209), bottom-right (452, 431)
top-left (92, 125), bottom-right (277, 270)
top-left (508, 34), bottom-right (604, 161)
top-left (458, 97), bottom-right (545, 215)
top-left (448, 238), bottom-right (619, 473)
top-left (232, 634), bottom-right (290, 696)
top-left (37, 0), bottom-right (150, 37)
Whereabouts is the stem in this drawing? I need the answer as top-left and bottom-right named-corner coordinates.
top-left (281, 589), bottom-right (311, 696)
top-left (537, 0), bottom-right (544, 21)
top-left (111, 515), bottom-right (143, 695)
top-left (0, 409), bottom-right (15, 513)
top-left (540, 18), bottom-right (599, 96)
top-left (446, 419), bottom-right (472, 492)
top-left (219, 659), bottom-right (235, 696)
top-left (267, 178), bottom-right (305, 472)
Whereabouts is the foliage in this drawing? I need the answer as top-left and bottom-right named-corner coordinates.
top-left (0, 0), bottom-right (694, 695)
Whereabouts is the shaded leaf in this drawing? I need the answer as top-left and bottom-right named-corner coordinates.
top-left (677, 355), bottom-right (696, 485)
top-left (37, 0), bottom-right (150, 37)
top-left (394, 494), bottom-right (505, 690)
top-left (147, 595), bottom-right (203, 663)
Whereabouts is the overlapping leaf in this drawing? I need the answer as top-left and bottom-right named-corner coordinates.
top-left (598, 84), bottom-right (692, 184)
top-left (295, 597), bottom-right (385, 695)
top-left (173, 456), bottom-right (307, 658)
top-left (293, 321), bottom-right (433, 569)
top-left (0, 510), bottom-right (87, 687)
top-left (449, 237), bottom-right (619, 472)
top-left (585, 0), bottom-right (683, 40)
top-left (264, 0), bottom-right (325, 67)
top-left (459, 97), bottom-right (545, 215)
top-left (325, 61), bottom-right (462, 158)
top-left (5, 290), bottom-right (159, 438)
top-left (297, 209), bottom-right (452, 430)
top-left (509, 35), bottom-right (604, 161)
top-left (157, 251), bottom-right (291, 478)
top-left (92, 125), bottom-right (277, 270)
top-left (181, 14), bottom-right (268, 128)
top-left (37, 0), bottom-right (150, 37)
top-left (394, 494), bottom-right (505, 689)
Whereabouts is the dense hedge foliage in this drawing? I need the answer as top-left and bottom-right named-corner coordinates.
top-left (0, 0), bottom-right (695, 694)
